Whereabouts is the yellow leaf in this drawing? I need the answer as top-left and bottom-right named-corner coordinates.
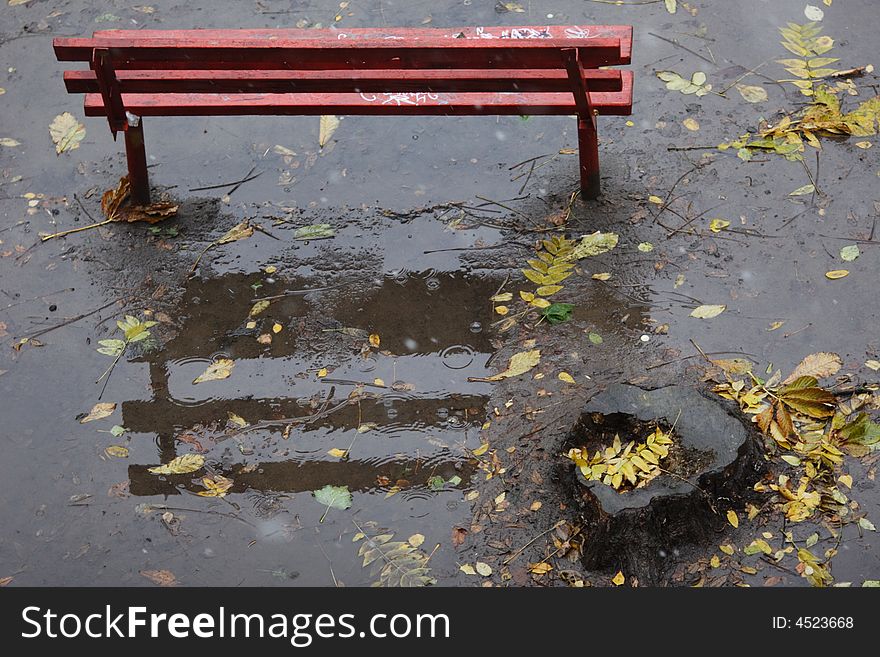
top-left (317, 367), bottom-right (328, 377)
top-left (529, 562), bottom-right (553, 575)
top-left (369, 333), bottom-right (381, 347)
top-left (49, 112), bottom-right (86, 154)
top-left (789, 184), bottom-right (815, 196)
top-left (709, 218), bottom-right (730, 233)
top-left (265, 265), bottom-right (277, 274)
top-left (825, 269), bottom-right (849, 279)
top-left (495, 305), bottom-right (510, 316)
top-left (475, 562), bottom-right (492, 577)
top-left (472, 442), bottom-right (490, 456)
top-left (105, 445), bottom-right (129, 458)
top-left (710, 555), bottom-right (721, 568)
top-left (558, 372), bottom-right (576, 384)
top-left (735, 84), bottom-right (768, 103)
top-left (530, 298), bottom-right (551, 309)
top-left (592, 272), bottom-right (611, 281)
top-left (193, 358), bottom-right (234, 384)
top-left (474, 349), bottom-right (540, 382)
top-left (519, 290), bottom-right (535, 302)
top-left (529, 501), bottom-right (542, 511)
top-left (373, 378), bottom-right (385, 387)
top-left (148, 453), bottom-right (204, 475)
top-left (327, 448), bottom-right (348, 458)
top-left (865, 360), bottom-right (880, 371)
top-left (690, 304), bottom-right (726, 319)
top-left (216, 220), bottom-right (254, 244)
top-left (272, 322), bottom-right (283, 334)
top-left (855, 141), bottom-right (872, 149)
top-left (408, 533), bottom-right (425, 548)
top-left (648, 195), bottom-right (664, 205)
top-left (727, 510), bottom-right (739, 528)
top-left (682, 117), bottom-right (700, 131)
top-left (612, 571), bottom-right (625, 586)
top-left (319, 115), bottom-right (340, 147)
top-left (839, 474), bottom-right (853, 489)
top-left (460, 564), bottom-right (477, 576)
top-left (249, 300), bottom-right (270, 317)
top-left (227, 412), bottom-right (248, 428)
top-left (80, 402), bottom-right (117, 423)
top-left (490, 292), bottom-right (513, 302)
top-left (536, 285), bottom-right (563, 297)
top-left (245, 321), bottom-right (257, 329)
top-left (196, 474), bottom-right (233, 497)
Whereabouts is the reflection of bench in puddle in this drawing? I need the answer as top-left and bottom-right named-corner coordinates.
top-left (128, 457), bottom-right (474, 496)
top-left (125, 272), bottom-right (498, 477)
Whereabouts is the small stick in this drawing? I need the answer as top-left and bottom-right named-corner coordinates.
top-left (503, 519), bottom-right (566, 566)
top-left (40, 218), bottom-right (112, 242)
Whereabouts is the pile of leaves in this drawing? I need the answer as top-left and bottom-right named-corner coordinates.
top-left (719, 22), bottom-right (879, 163)
top-left (493, 232), bottom-right (618, 331)
top-left (566, 427), bottom-right (674, 492)
top-left (710, 352), bottom-right (879, 585)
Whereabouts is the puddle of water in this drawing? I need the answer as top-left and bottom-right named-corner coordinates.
top-left (117, 271), bottom-right (498, 585)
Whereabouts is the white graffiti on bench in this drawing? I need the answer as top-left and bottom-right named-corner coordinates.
top-left (358, 92), bottom-right (442, 106)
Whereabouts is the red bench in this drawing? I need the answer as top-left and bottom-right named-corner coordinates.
top-left (53, 25), bottom-right (633, 205)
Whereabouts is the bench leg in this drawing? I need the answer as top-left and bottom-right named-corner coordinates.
top-left (124, 116), bottom-right (151, 206)
top-left (577, 117), bottom-right (600, 200)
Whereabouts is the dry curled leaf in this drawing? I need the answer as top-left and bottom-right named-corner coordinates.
top-left (783, 352), bottom-right (842, 383)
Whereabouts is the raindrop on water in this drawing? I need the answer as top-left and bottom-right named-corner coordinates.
top-left (469, 321), bottom-right (482, 334)
top-left (440, 345), bottom-right (475, 370)
top-left (425, 277), bottom-right (440, 290)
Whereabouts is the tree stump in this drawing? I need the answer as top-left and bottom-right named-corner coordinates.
top-left (562, 384), bottom-right (764, 584)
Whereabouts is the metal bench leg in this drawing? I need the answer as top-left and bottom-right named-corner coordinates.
top-left (578, 115), bottom-right (600, 200)
top-left (124, 115), bottom-right (151, 206)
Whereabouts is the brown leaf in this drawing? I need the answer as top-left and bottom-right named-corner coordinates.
top-left (777, 386), bottom-right (836, 418)
top-left (452, 527), bottom-right (468, 547)
top-left (140, 569), bottom-right (178, 586)
top-left (783, 352), bottom-right (842, 384)
top-left (101, 175), bottom-right (178, 224)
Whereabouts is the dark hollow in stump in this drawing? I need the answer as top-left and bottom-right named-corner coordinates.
top-left (561, 384), bottom-right (764, 585)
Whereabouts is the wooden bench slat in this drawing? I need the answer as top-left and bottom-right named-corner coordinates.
top-left (64, 68), bottom-right (625, 95)
top-left (83, 76), bottom-right (633, 117)
top-left (79, 24), bottom-right (633, 61)
top-left (54, 38), bottom-right (626, 70)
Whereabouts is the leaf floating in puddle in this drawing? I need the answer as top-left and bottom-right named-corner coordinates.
top-left (0, 137), bottom-right (21, 147)
top-left (657, 70), bottom-right (712, 96)
top-left (80, 402), bottom-right (116, 423)
top-left (541, 303), bottom-right (574, 325)
top-left (469, 349), bottom-right (540, 382)
top-left (709, 218), bottom-right (730, 233)
top-left (612, 571), bottom-right (625, 586)
top-left (568, 231), bottom-right (619, 259)
top-left (314, 484), bottom-right (352, 522)
top-left (782, 352), bottom-right (841, 383)
top-left (294, 224), bottom-right (335, 240)
top-left (148, 453), bottom-right (204, 475)
top-left (249, 300), bottom-right (270, 317)
top-left (140, 570), bottom-right (179, 587)
top-left (105, 445), bottom-right (129, 458)
top-left (825, 269), bottom-right (849, 279)
top-left (327, 448), bottom-right (348, 459)
top-left (197, 475), bottom-right (234, 497)
top-left (217, 220), bottom-right (254, 244)
top-left (690, 304), bottom-right (726, 319)
top-left (49, 112), bottom-right (86, 154)
top-left (193, 358), bottom-right (234, 384)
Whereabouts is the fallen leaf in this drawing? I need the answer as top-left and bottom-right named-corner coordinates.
top-left (49, 112), bottom-right (86, 154)
top-left (140, 570), bottom-right (178, 586)
top-left (327, 447), bottom-right (348, 458)
top-left (196, 474), bottom-right (234, 497)
top-left (804, 5), bottom-right (824, 21)
top-left (319, 115), bottom-right (340, 147)
top-left (460, 564), bottom-right (477, 575)
top-left (80, 402), bottom-right (116, 423)
top-left (735, 84), bottom-right (768, 103)
top-left (217, 220), bottom-right (254, 244)
top-left (840, 245), bottom-right (861, 261)
top-left (105, 445), bottom-right (129, 458)
top-left (0, 576), bottom-right (13, 586)
top-left (569, 231), bottom-right (619, 258)
top-left (783, 352), bottom-right (841, 383)
top-left (148, 453), bottom-right (204, 475)
top-left (682, 117), bottom-right (700, 131)
top-left (858, 517), bottom-right (876, 532)
top-left (530, 501), bottom-right (542, 511)
top-left (727, 510), bottom-right (739, 528)
top-left (475, 562), bottom-right (492, 577)
top-left (272, 322), bottom-right (283, 334)
top-left (690, 304), bottom-right (726, 319)
top-left (825, 269), bottom-right (849, 279)
top-left (294, 224), bottom-right (335, 240)
top-left (472, 442), bottom-right (490, 457)
top-left (637, 242), bottom-right (654, 252)
top-left (648, 195), bottom-right (663, 205)
top-left (839, 474), bottom-right (853, 489)
top-left (0, 137), bottom-right (21, 147)
top-left (855, 141), bottom-right (872, 149)
top-left (789, 183), bottom-right (815, 196)
top-left (313, 484), bottom-right (352, 511)
top-left (408, 534), bottom-right (425, 548)
top-left (865, 360), bottom-right (880, 371)
top-left (664, 0), bottom-right (677, 14)
top-left (611, 571), bottom-right (625, 586)
top-left (471, 349), bottom-right (540, 382)
top-left (529, 562), bottom-right (553, 575)
top-left (656, 70), bottom-right (712, 96)
top-left (249, 300), bottom-right (270, 317)
top-left (193, 358), bottom-right (234, 384)
top-left (558, 372), bottom-right (576, 384)
top-left (709, 218), bottom-right (730, 233)
top-left (592, 272), bottom-right (611, 281)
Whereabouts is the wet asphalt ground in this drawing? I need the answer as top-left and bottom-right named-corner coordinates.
top-left (1, 0), bottom-right (878, 586)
